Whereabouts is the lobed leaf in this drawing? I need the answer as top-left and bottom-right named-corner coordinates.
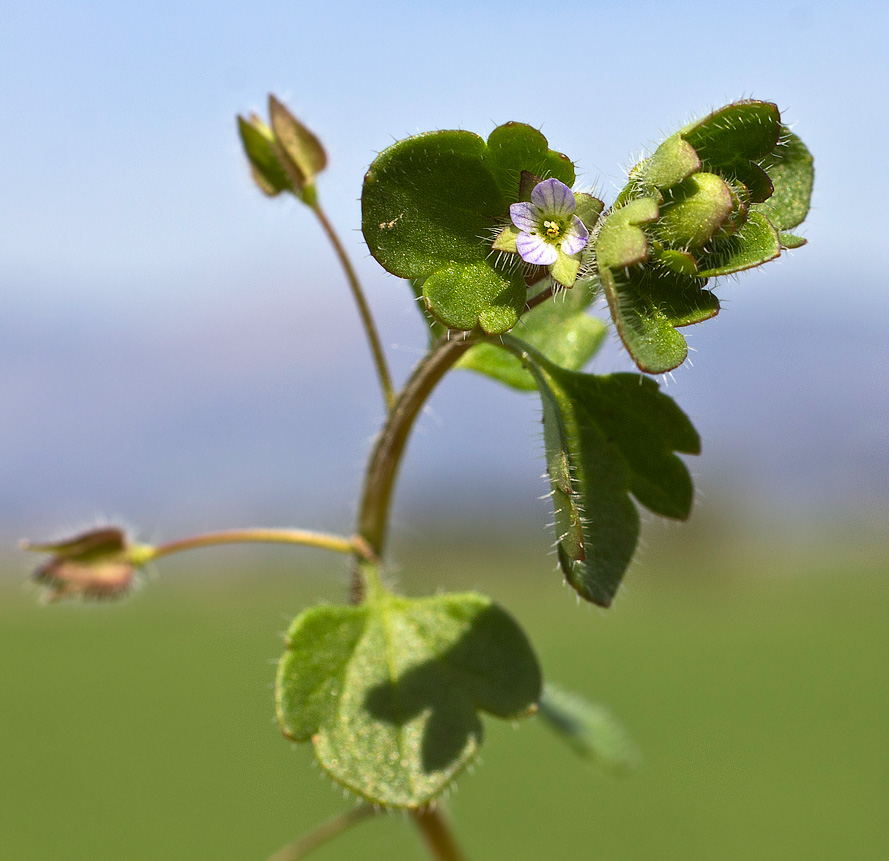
top-left (599, 101), bottom-right (810, 373)
top-left (276, 589), bottom-right (541, 808)
top-left (362, 124), bottom-right (577, 334)
top-left (362, 131), bottom-right (503, 278)
top-left (515, 346), bottom-right (699, 606)
top-left (422, 262), bottom-right (527, 334)
top-left (600, 265), bottom-right (718, 374)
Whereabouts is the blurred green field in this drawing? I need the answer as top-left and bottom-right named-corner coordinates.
top-left (3, 528), bottom-right (888, 860)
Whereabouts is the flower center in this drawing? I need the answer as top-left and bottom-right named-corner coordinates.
top-left (543, 219), bottom-right (563, 239)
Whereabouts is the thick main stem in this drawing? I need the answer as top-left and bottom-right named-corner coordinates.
top-left (356, 333), bottom-right (477, 562)
top-left (312, 202), bottom-right (396, 410)
top-left (352, 333), bottom-right (479, 857)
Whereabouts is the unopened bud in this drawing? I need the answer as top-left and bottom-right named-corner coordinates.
top-left (237, 95), bottom-right (328, 205)
top-left (656, 172), bottom-right (739, 250)
top-left (22, 527), bottom-right (148, 602)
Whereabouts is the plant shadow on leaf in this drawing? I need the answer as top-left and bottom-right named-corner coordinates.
top-left (361, 601), bottom-right (541, 776)
top-left (276, 593), bottom-right (541, 807)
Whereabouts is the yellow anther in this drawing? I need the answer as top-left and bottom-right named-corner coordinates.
top-left (544, 219), bottom-right (561, 238)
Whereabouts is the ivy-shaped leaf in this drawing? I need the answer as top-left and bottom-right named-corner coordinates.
top-left (510, 342), bottom-right (699, 606)
top-left (362, 124), bottom-right (575, 334)
top-left (276, 589), bottom-right (541, 808)
top-left (458, 283), bottom-right (607, 391)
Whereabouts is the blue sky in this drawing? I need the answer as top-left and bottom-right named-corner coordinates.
top-left (3, 1), bottom-right (888, 542)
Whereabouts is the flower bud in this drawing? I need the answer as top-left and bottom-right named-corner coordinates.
top-left (237, 95), bottom-right (327, 205)
top-left (267, 95), bottom-right (327, 205)
top-left (22, 527), bottom-right (147, 602)
top-left (237, 114), bottom-right (293, 197)
top-left (655, 172), bottom-right (743, 250)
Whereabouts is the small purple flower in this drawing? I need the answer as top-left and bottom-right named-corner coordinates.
top-left (509, 178), bottom-right (590, 266)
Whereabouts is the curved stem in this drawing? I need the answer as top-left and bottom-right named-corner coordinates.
top-left (356, 333), bottom-right (477, 563)
top-left (267, 804), bottom-right (380, 861)
top-left (311, 202), bottom-right (396, 410)
top-left (411, 808), bottom-right (467, 861)
top-left (347, 334), bottom-right (479, 858)
top-left (524, 283), bottom-right (555, 313)
top-left (145, 528), bottom-right (372, 563)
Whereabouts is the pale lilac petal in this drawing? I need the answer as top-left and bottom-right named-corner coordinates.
top-left (509, 201), bottom-right (540, 232)
top-left (560, 216), bottom-right (590, 256)
top-left (530, 178), bottom-right (575, 218)
top-left (516, 232), bottom-right (558, 265)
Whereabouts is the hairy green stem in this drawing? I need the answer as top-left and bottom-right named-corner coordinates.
top-left (410, 808), bottom-right (467, 861)
top-left (146, 528), bottom-right (371, 562)
top-left (311, 202), bottom-right (396, 410)
top-left (266, 804), bottom-right (380, 861)
top-left (356, 333), bottom-right (478, 563)
top-left (347, 334), bottom-right (480, 857)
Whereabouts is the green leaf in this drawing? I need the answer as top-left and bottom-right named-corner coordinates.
top-left (600, 265), bottom-right (718, 374)
top-left (484, 122), bottom-right (575, 201)
top-left (654, 245), bottom-right (698, 276)
top-left (780, 232), bottom-right (807, 249)
top-left (696, 211), bottom-right (781, 277)
top-left (595, 198), bottom-right (659, 269)
top-left (643, 133), bottom-right (701, 191)
top-left (753, 128), bottom-right (814, 231)
top-left (362, 124), bottom-right (576, 334)
top-left (276, 589), bottom-right (541, 808)
top-left (538, 684), bottom-right (641, 775)
top-left (408, 277), bottom-right (448, 343)
top-left (422, 262), bottom-right (527, 334)
top-left (362, 130), bottom-right (503, 278)
top-left (458, 285), bottom-right (607, 390)
top-left (574, 192), bottom-right (606, 230)
top-left (514, 345), bottom-right (699, 605)
top-left (681, 100), bottom-right (781, 171)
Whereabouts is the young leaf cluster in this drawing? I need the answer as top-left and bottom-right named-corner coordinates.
top-left (600, 101), bottom-right (814, 372)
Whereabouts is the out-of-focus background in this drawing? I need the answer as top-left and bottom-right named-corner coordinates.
top-left (3, 1), bottom-right (888, 859)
